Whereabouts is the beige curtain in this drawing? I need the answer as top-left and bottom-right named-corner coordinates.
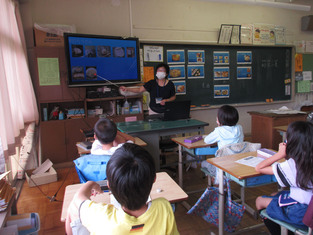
top-left (0, 0), bottom-right (39, 160)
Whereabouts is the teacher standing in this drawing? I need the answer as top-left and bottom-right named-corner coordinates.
top-left (120, 63), bottom-right (176, 114)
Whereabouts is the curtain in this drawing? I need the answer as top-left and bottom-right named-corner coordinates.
top-left (0, 0), bottom-right (39, 159)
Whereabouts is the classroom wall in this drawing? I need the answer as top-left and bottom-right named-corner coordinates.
top-left (19, 0), bottom-right (313, 134)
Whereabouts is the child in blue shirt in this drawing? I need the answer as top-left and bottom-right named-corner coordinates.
top-left (201, 105), bottom-right (244, 179)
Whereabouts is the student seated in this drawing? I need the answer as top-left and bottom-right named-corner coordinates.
top-left (200, 105), bottom-right (244, 177)
top-left (255, 121), bottom-right (313, 235)
top-left (66, 143), bottom-right (179, 235)
top-left (91, 118), bottom-right (134, 155)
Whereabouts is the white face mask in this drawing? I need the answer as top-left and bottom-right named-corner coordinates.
top-left (156, 72), bottom-right (166, 80)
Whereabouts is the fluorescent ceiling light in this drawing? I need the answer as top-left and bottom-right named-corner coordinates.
top-left (196, 0), bottom-right (311, 11)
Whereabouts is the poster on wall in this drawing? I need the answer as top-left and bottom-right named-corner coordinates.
top-left (237, 66), bottom-right (252, 79)
top-left (214, 85), bottom-right (230, 98)
top-left (143, 45), bottom-right (163, 62)
top-left (240, 24), bottom-right (253, 45)
top-left (213, 51), bottom-right (229, 65)
top-left (169, 65), bottom-right (185, 80)
top-left (213, 67), bottom-right (229, 80)
top-left (187, 65), bottom-right (204, 79)
top-left (237, 51), bottom-right (252, 64)
top-left (188, 50), bottom-right (205, 64)
top-left (167, 50), bottom-right (185, 64)
top-left (173, 81), bottom-right (186, 95)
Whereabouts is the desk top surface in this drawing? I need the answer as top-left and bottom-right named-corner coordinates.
top-left (274, 125), bottom-right (288, 132)
top-left (116, 119), bottom-right (208, 134)
top-left (171, 136), bottom-right (216, 149)
top-left (207, 151), bottom-right (264, 180)
top-left (61, 172), bottom-right (188, 222)
top-left (248, 111), bottom-right (307, 118)
top-left (76, 137), bottom-right (147, 155)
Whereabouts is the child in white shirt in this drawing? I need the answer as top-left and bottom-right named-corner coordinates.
top-left (91, 118), bottom-right (134, 155)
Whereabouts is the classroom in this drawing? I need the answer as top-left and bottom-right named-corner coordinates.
top-left (1, 0), bottom-right (313, 234)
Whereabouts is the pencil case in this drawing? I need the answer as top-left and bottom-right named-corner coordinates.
top-left (184, 135), bottom-right (202, 143)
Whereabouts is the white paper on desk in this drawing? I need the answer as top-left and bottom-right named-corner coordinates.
top-left (236, 156), bottom-right (264, 168)
top-left (266, 106), bottom-right (306, 115)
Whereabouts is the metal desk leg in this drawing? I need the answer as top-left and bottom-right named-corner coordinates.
top-left (218, 169), bottom-right (224, 235)
top-left (178, 144), bottom-right (183, 188)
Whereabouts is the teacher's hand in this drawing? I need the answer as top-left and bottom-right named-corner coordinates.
top-left (160, 99), bottom-right (166, 105)
top-left (119, 86), bottom-right (127, 92)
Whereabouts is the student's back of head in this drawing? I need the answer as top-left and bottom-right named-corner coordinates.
top-left (94, 118), bottom-right (117, 144)
top-left (217, 105), bottom-right (239, 126)
top-left (106, 143), bottom-right (156, 210)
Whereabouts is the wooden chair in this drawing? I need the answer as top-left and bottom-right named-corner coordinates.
top-left (260, 195), bottom-right (313, 235)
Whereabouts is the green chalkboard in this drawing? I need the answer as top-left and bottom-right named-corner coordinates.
top-left (141, 43), bottom-right (292, 108)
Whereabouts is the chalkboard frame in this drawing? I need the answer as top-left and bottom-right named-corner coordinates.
top-left (141, 42), bottom-right (293, 109)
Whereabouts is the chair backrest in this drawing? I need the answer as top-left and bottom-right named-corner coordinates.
top-left (74, 154), bottom-right (111, 183)
top-left (303, 195), bottom-right (313, 230)
top-left (215, 142), bottom-right (261, 158)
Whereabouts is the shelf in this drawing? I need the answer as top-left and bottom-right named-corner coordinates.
top-left (85, 95), bottom-right (142, 102)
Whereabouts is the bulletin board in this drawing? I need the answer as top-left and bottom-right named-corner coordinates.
top-left (141, 43), bottom-right (293, 108)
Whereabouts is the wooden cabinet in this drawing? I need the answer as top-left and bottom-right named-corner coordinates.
top-left (248, 111), bottom-right (307, 150)
top-left (32, 46), bottom-right (144, 164)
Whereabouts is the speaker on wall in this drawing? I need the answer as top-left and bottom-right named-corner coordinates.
top-left (301, 15), bottom-right (313, 31)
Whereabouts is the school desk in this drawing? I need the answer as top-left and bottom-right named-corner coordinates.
top-left (76, 137), bottom-right (147, 155)
top-left (171, 136), bottom-right (216, 188)
top-left (206, 151), bottom-right (276, 235)
top-left (60, 172), bottom-right (188, 222)
top-left (116, 119), bottom-right (209, 171)
top-left (248, 111), bottom-right (306, 150)
top-left (273, 125), bottom-right (288, 142)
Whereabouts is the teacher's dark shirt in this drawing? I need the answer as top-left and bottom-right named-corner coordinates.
top-left (144, 80), bottom-right (175, 113)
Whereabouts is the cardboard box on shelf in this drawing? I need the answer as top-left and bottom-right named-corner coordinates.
top-left (33, 23), bottom-right (75, 47)
top-left (25, 159), bottom-right (57, 187)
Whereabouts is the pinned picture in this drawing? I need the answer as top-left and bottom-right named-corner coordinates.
top-left (213, 51), bottom-right (229, 65)
top-left (143, 45), bottom-right (163, 62)
top-left (214, 85), bottom-right (230, 98)
top-left (188, 50), bottom-right (205, 64)
top-left (167, 50), bottom-right (185, 64)
top-left (173, 81), bottom-right (186, 95)
top-left (237, 51), bottom-right (252, 64)
top-left (214, 67), bottom-right (229, 80)
top-left (187, 65), bottom-right (204, 79)
top-left (237, 66), bottom-right (252, 79)
top-left (169, 65), bottom-right (185, 80)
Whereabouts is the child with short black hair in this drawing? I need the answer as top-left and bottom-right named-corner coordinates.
top-left (200, 105), bottom-right (244, 179)
top-left (204, 105), bottom-right (243, 147)
top-left (91, 118), bottom-right (134, 155)
top-left (66, 143), bottom-right (179, 235)
top-left (255, 121), bottom-right (313, 234)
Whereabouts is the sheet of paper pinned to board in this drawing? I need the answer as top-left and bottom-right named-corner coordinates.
top-left (295, 54), bottom-right (303, 72)
top-left (37, 58), bottom-right (60, 86)
top-left (143, 67), bottom-right (154, 83)
top-left (143, 45), bottom-right (163, 62)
